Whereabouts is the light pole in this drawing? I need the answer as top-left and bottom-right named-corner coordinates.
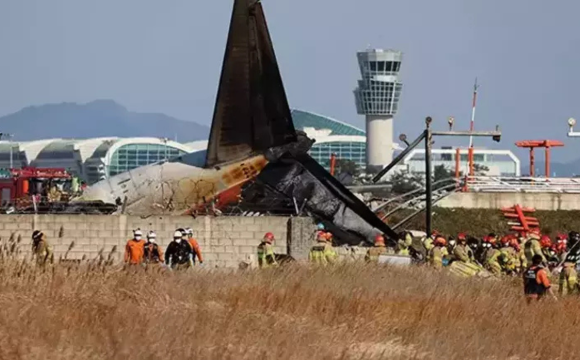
top-left (372, 117), bottom-right (502, 236)
top-left (567, 118), bottom-right (579, 137)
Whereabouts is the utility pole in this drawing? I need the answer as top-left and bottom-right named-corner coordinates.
top-left (424, 117), bottom-right (433, 235)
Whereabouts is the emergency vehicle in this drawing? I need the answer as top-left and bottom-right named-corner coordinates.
top-left (0, 167), bottom-right (73, 211)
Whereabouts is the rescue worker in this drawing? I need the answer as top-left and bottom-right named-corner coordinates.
top-left (467, 236), bottom-right (483, 263)
top-left (144, 231), bottom-right (164, 264)
top-left (165, 230), bottom-right (194, 270)
top-left (499, 235), bottom-right (517, 275)
top-left (396, 232), bottom-right (412, 256)
top-left (524, 228), bottom-right (546, 265)
top-left (429, 236), bottom-right (448, 269)
top-left (569, 231), bottom-right (580, 251)
top-left (453, 233), bottom-right (474, 263)
top-left (559, 256), bottom-right (578, 296)
top-left (483, 234), bottom-right (502, 276)
top-left (365, 234), bottom-right (389, 263)
top-left (257, 232), bottom-right (278, 268)
top-left (447, 236), bottom-right (457, 260)
top-left (523, 254), bottom-right (556, 302)
top-left (309, 231), bottom-right (338, 265)
top-left (555, 233), bottom-right (568, 262)
top-left (124, 229), bottom-right (146, 266)
top-left (423, 235), bottom-right (434, 254)
top-left (31, 230), bottom-right (54, 267)
top-left (510, 237), bottom-right (527, 273)
top-left (184, 227), bottom-right (203, 265)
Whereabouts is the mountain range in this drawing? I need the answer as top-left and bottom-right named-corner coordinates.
top-left (0, 100), bottom-right (209, 142)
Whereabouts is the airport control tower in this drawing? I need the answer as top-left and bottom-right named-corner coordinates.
top-left (354, 49), bottom-right (403, 173)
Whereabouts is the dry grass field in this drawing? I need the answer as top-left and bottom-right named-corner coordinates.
top-left (0, 261), bottom-right (577, 360)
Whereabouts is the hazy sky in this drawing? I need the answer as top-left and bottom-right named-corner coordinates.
top-left (1, 0), bottom-right (580, 162)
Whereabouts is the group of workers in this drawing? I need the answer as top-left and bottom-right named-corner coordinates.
top-left (361, 227), bottom-right (580, 300)
top-left (123, 228), bottom-right (203, 269)
top-left (256, 224), bottom-right (339, 268)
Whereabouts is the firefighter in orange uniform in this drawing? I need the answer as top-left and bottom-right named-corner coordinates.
top-left (185, 227), bottom-right (203, 265)
top-left (523, 254), bottom-right (557, 302)
top-left (124, 229), bottom-right (146, 265)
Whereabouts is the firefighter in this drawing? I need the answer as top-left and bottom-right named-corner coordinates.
top-left (524, 229), bottom-right (546, 265)
top-left (165, 230), bottom-right (194, 270)
top-left (447, 236), bottom-right (457, 259)
top-left (429, 236), bottom-right (448, 269)
top-left (559, 258), bottom-right (578, 296)
top-left (555, 233), bottom-right (568, 262)
top-left (453, 232), bottom-right (474, 263)
top-left (124, 229), bottom-right (146, 266)
top-left (257, 232), bottom-right (278, 268)
top-left (184, 227), bottom-right (203, 265)
top-left (424, 231), bottom-right (437, 253)
top-left (510, 237), bottom-right (527, 273)
top-left (540, 235), bottom-right (559, 269)
top-left (309, 231), bottom-right (338, 265)
top-left (483, 234), bottom-right (502, 276)
top-left (31, 230), bottom-right (54, 267)
top-left (365, 234), bottom-right (388, 262)
top-left (396, 232), bottom-right (412, 256)
top-left (499, 235), bottom-right (517, 275)
top-left (144, 231), bottom-right (164, 264)
top-left (523, 254), bottom-right (556, 302)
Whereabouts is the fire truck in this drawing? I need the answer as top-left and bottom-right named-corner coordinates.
top-left (0, 167), bottom-right (73, 211)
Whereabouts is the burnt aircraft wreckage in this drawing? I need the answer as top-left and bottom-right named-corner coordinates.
top-left (72, 0), bottom-right (398, 244)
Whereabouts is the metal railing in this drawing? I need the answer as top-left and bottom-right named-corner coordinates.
top-left (463, 176), bottom-right (580, 193)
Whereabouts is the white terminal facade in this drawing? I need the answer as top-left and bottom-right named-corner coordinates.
top-left (354, 49), bottom-right (403, 172)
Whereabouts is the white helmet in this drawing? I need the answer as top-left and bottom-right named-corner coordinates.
top-left (147, 231), bottom-right (156, 242)
top-left (185, 227), bottom-right (193, 236)
top-left (174, 230), bottom-right (182, 243)
top-left (133, 229), bottom-right (143, 239)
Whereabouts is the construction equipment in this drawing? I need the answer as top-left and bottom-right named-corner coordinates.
top-left (502, 204), bottom-right (539, 232)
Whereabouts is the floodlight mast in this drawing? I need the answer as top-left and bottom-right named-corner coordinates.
top-left (567, 118), bottom-right (580, 137)
top-left (371, 116), bottom-right (502, 236)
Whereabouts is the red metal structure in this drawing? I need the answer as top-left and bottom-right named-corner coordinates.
top-left (502, 204), bottom-right (539, 232)
top-left (515, 140), bottom-right (564, 177)
top-left (329, 153), bottom-right (337, 176)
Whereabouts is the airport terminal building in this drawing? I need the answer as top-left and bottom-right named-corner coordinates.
top-left (0, 110), bottom-right (520, 183)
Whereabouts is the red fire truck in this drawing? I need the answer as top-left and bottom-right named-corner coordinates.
top-left (0, 167), bottom-right (73, 210)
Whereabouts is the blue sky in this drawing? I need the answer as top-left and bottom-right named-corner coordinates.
top-left (1, 0), bottom-right (580, 162)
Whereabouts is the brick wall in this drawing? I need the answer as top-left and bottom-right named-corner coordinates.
top-left (0, 215), bottom-right (289, 268)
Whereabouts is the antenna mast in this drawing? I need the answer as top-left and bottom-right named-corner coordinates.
top-left (467, 78), bottom-right (479, 176)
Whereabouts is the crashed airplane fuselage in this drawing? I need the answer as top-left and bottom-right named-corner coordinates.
top-left (73, 0), bottom-right (398, 244)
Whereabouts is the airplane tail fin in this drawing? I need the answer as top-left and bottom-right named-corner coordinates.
top-left (205, 0), bottom-right (296, 168)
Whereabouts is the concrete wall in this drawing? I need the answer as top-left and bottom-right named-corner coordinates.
top-left (438, 192), bottom-right (580, 210)
top-left (0, 215), bottom-right (289, 268)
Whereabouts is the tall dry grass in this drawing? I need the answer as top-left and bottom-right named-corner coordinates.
top-left (0, 260), bottom-right (577, 360)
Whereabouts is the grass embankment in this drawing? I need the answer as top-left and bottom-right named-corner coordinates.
top-left (388, 208), bottom-right (580, 236)
top-left (0, 261), bottom-right (578, 360)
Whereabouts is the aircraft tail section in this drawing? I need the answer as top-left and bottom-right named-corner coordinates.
top-left (205, 0), bottom-right (296, 168)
